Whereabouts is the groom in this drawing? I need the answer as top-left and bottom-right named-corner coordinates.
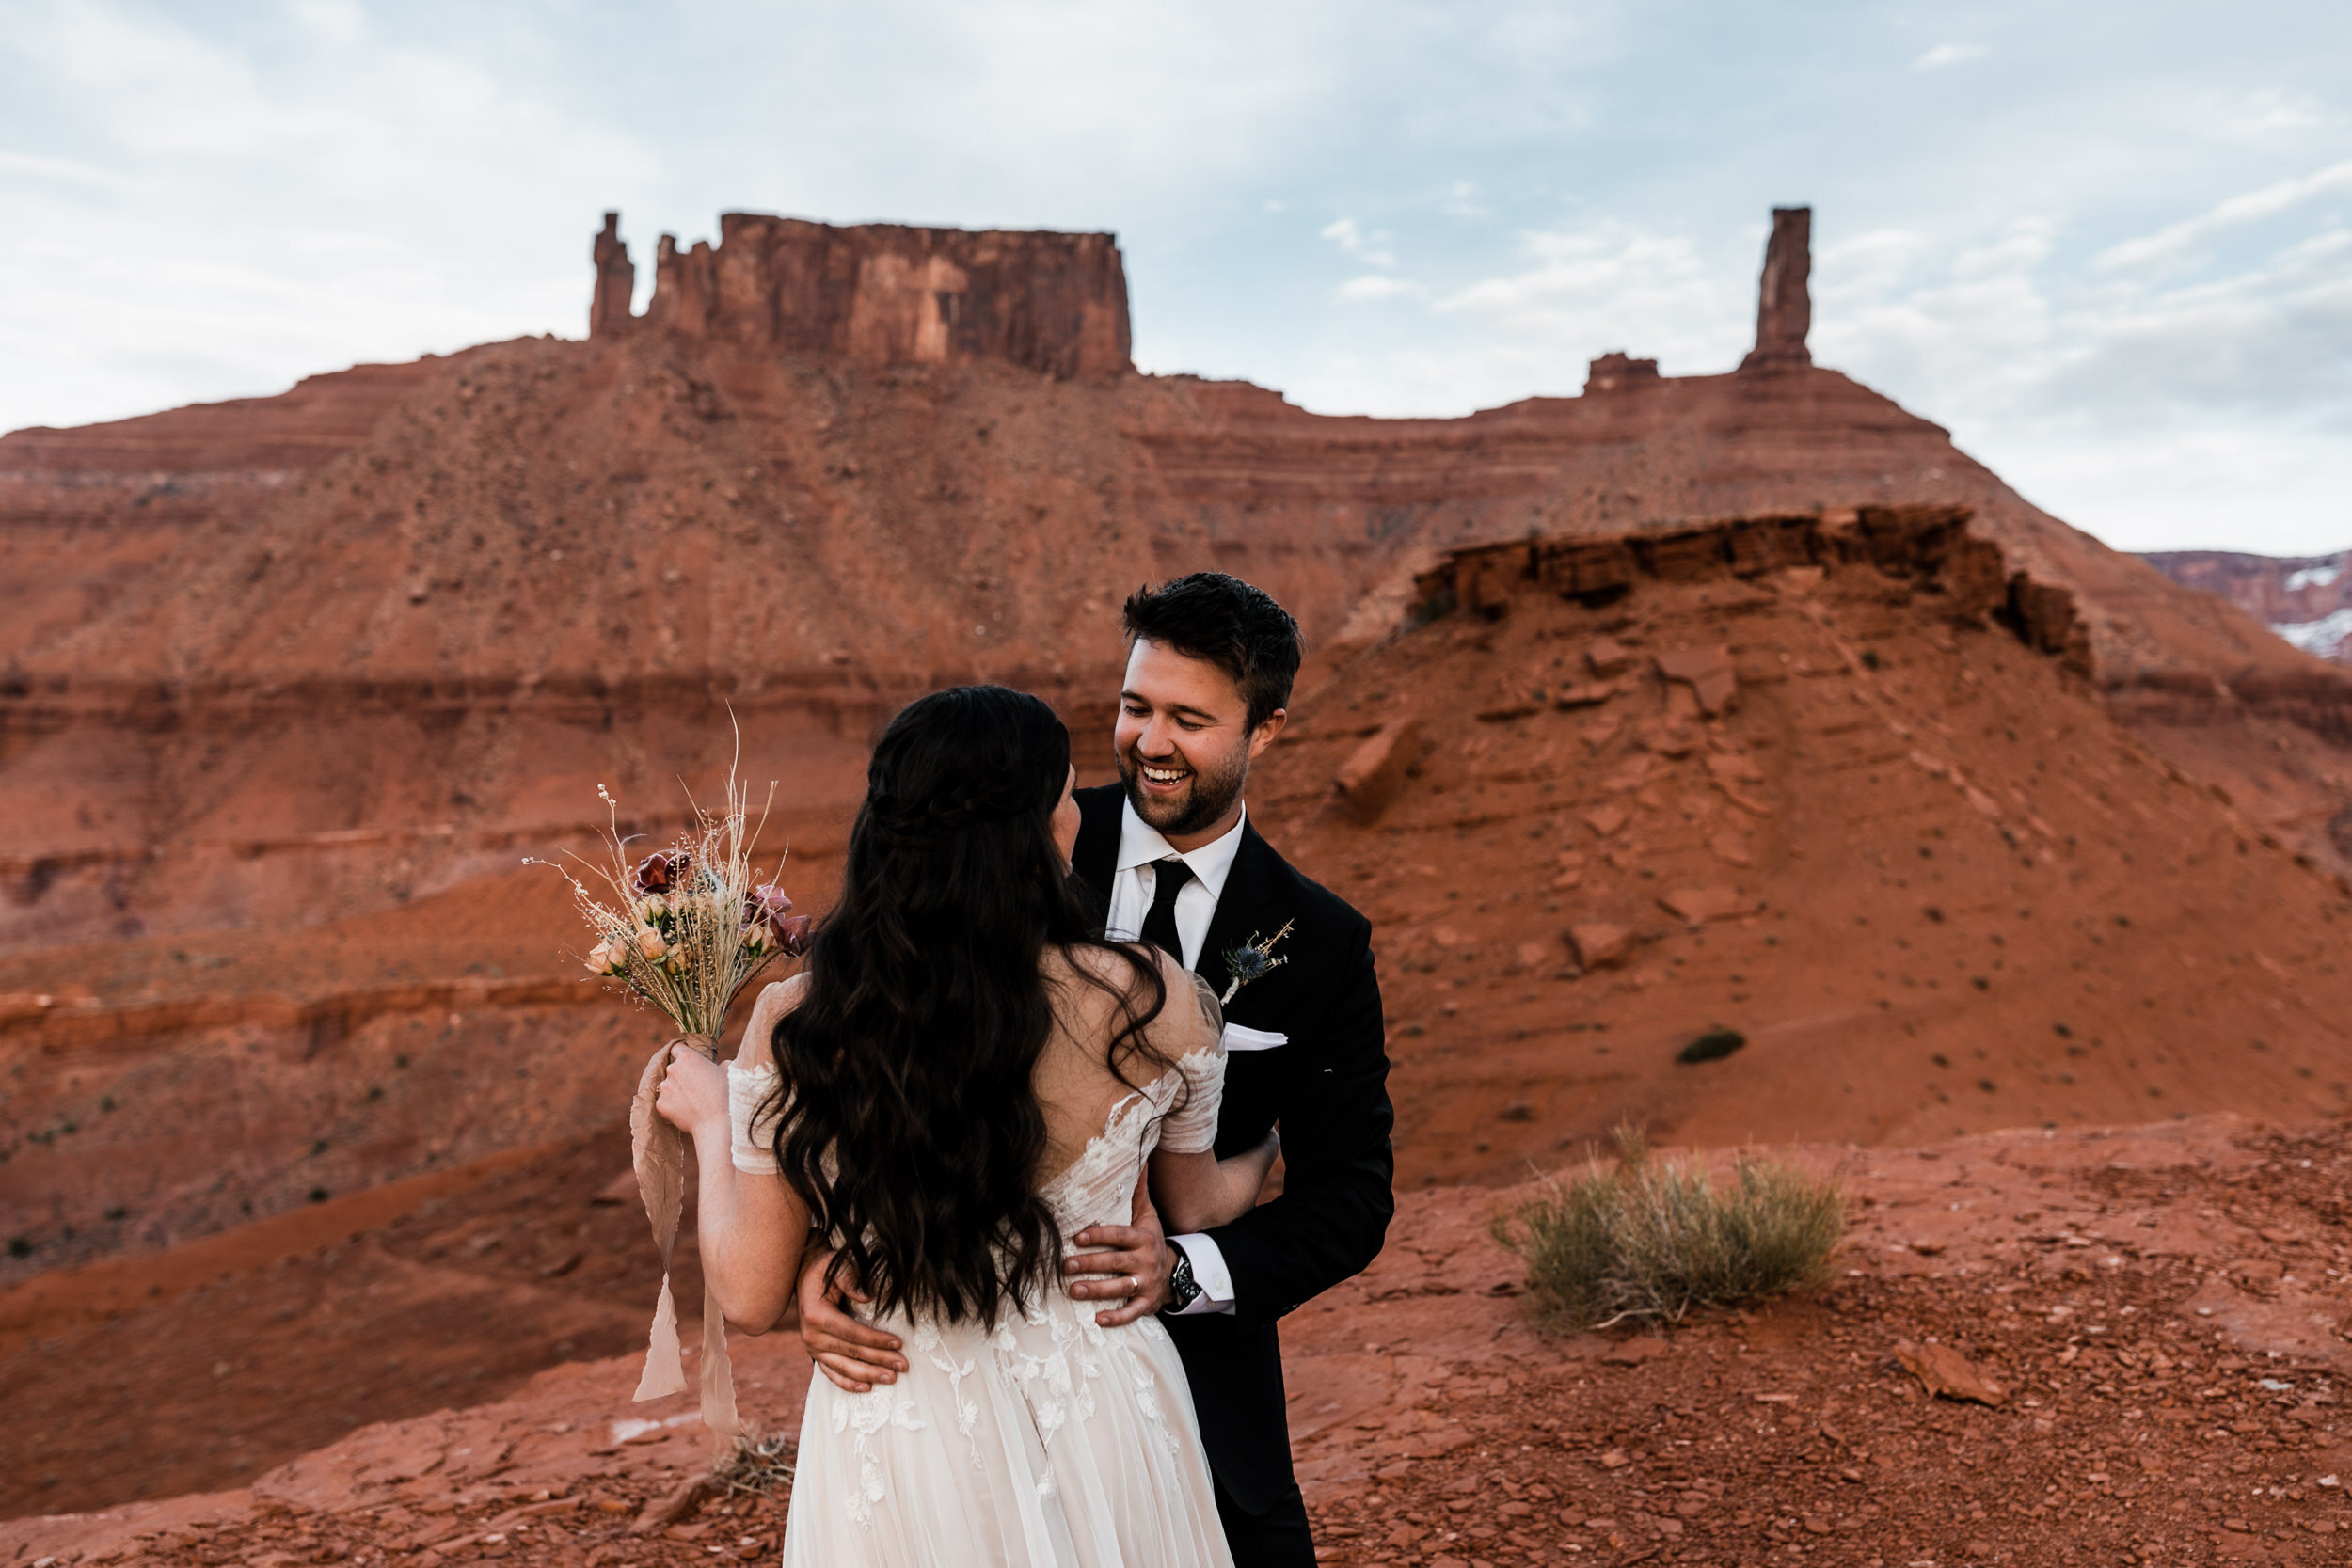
top-left (801, 573), bottom-right (1394, 1566)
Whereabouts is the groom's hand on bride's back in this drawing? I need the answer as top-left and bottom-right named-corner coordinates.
top-left (1065, 1170), bottom-right (1174, 1327)
top-left (797, 1247), bottom-right (910, 1393)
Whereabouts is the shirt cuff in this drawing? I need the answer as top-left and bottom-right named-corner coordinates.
top-left (1168, 1233), bottom-right (1238, 1316)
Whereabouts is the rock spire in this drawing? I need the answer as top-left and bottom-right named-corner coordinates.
top-left (1740, 206), bottom-right (1813, 372)
top-left (590, 212), bottom-right (635, 339)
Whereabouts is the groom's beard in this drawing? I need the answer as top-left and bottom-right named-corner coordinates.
top-left (1117, 740), bottom-right (1250, 839)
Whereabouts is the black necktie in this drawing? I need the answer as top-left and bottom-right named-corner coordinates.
top-left (1140, 858), bottom-right (1194, 965)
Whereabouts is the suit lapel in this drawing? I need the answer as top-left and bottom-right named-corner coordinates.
top-left (1198, 818), bottom-right (1284, 1009)
top-left (1075, 786), bottom-right (1286, 1007)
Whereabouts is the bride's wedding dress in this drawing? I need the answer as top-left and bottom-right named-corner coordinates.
top-left (727, 976), bottom-right (1236, 1568)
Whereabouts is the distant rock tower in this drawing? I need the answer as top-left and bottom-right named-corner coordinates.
top-left (1739, 206), bottom-right (1812, 373)
top-left (1584, 351), bottom-right (1661, 393)
top-left (587, 211), bottom-right (1133, 379)
top-left (590, 213), bottom-right (636, 339)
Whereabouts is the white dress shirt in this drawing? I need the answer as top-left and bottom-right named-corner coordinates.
top-left (1105, 796), bottom-right (1248, 1316)
top-left (1104, 797), bottom-right (1248, 971)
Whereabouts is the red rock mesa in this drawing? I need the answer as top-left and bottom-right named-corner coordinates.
top-left (3, 201), bottom-right (2348, 1319)
top-left (594, 210), bottom-right (1132, 379)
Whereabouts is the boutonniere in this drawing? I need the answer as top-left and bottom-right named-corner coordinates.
top-left (1218, 920), bottom-right (1295, 1006)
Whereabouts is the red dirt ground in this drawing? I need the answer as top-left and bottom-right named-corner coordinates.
top-left (8, 1113), bottom-right (2347, 1566)
top-left (9, 219), bottom-right (2352, 1561)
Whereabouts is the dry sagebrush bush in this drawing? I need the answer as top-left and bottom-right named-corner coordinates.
top-left (711, 1427), bottom-right (798, 1497)
top-left (1493, 1128), bottom-right (1844, 1333)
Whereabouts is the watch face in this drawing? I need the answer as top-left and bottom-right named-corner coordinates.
top-left (1167, 1249), bottom-right (1200, 1308)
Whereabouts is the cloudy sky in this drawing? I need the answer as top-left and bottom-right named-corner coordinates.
top-left (3, 0), bottom-right (2347, 554)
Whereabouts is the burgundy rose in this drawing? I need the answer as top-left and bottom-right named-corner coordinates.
top-left (775, 914), bottom-right (814, 958)
top-left (631, 850), bottom-right (689, 895)
top-left (745, 883), bottom-right (795, 927)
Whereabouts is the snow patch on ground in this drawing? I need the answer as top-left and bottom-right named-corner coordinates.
top-left (2271, 606), bottom-right (2352, 657)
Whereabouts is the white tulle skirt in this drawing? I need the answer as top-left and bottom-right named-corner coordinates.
top-left (781, 1286), bottom-right (1233, 1568)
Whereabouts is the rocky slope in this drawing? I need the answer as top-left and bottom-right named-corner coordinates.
top-left (10, 206), bottom-right (2352, 1544)
top-left (8, 208), bottom-right (2351, 961)
top-left (1247, 508), bottom-right (2352, 1180)
top-left (10, 208), bottom-right (2352, 1290)
top-left (8, 1113), bottom-right (2348, 1564)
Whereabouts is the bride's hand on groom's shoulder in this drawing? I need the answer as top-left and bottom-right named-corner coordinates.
top-left (652, 1040), bottom-right (728, 1136)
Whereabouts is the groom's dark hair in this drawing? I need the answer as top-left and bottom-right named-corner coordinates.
top-left (1120, 572), bottom-right (1303, 732)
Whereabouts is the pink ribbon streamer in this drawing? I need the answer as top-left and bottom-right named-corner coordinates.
top-left (628, 1037), bottom-right (739, 1450)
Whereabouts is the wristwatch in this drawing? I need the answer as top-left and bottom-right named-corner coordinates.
top-left (1165, 1241), bottom-right (1203, 1314)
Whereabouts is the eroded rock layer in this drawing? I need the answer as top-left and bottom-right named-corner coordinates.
top-left (8, 207), bottom-right (2352, 1289)
top-left (1248, 509), bottom-right (2352, 1179)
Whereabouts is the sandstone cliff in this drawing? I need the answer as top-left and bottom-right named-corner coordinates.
top-left (8, 206), bottom-right (2352, 1288)
top-left (601, 210), bottom-right (1131, 379)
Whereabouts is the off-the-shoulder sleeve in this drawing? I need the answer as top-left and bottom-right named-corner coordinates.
top-left (1156, 967), bottom-right (1226, 1154)
top-left (727, 975), bottom-right (803, 1174)
top-left (727, 1061), bottom-right (785, 1174)
top-left (736, 974), bottom-right (806, 1069)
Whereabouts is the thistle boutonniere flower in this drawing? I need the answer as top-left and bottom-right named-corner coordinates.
top-left (1219, 919), bottom-right (1295, 1006)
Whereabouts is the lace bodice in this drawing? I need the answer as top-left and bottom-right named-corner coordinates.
top-left (726, 1049), bottom-right (1224, 1229)
top-left (725, 968), bottom-right (1226, 1245)
top-left (1035, 1047), bottom-right (1222, 1233)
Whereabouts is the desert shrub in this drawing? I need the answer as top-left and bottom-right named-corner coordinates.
top-left (1493, 1127), bottom-right (1843, 1333)
top-left (712, 1428), bottom-right (797, 1497)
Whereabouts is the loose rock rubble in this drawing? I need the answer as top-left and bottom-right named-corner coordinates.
top-left (10, 1114), bottom-right (2348, 1567)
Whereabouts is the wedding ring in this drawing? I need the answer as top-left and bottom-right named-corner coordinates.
top-left (1126, 1275), bottom-right (1137, 1295)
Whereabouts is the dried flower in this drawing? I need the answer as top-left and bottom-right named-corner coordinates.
top-left (776, 913), bottom-right (814, 958)
top-left (532, 725), bottom-right (803, 1038)
top-left (1218, 920), bottom-right (1295, 1006)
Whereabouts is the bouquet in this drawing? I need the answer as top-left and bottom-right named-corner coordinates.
top-left (531, 761), bottom-right (808, 1448)
top-left (550, 782), bottom-right (811, 1047)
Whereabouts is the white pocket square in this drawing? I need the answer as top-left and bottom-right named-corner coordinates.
top-left (1221, 1023), bottom-right (1288, 1052)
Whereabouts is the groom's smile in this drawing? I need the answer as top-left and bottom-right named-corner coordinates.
top-left (1115, 637), bottom-right (1286, 849)
top-left (1137, 758), bottom-right (1192, 791)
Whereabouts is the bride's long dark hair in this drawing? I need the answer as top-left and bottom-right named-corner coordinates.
top-left (771, 685), bottom-right (1170, 1324)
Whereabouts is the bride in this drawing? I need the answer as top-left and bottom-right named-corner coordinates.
top-left (652, 685), bottom-right (1277, 1566)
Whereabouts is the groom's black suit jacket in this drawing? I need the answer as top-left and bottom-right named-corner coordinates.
top-left (1072, 784), bottom-right (1394, 1514)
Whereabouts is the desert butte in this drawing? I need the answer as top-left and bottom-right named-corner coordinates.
top-left (3, 206), bottom-right (2349, 1563)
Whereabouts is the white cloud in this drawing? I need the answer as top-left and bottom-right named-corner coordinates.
top-left (1440, 180), bottom-right (1488, 218)
top-left (1436, 221), bottom-right (1733, 361)
top-left (1814, 196), bottom-right (2352, 553)
top-left (0, 148), bottom-right (123, 184)
top-left (1320, 215), bottom-right (1398, 269)
top-left (1337, 275), bottom-right (1423, 302)
top-left (3, 0), bottom-right (2350, 558)
top-left (1914, 42), bottom-right (1987, 71)
top-left (2094, 157), bottom-right (2352, 270)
